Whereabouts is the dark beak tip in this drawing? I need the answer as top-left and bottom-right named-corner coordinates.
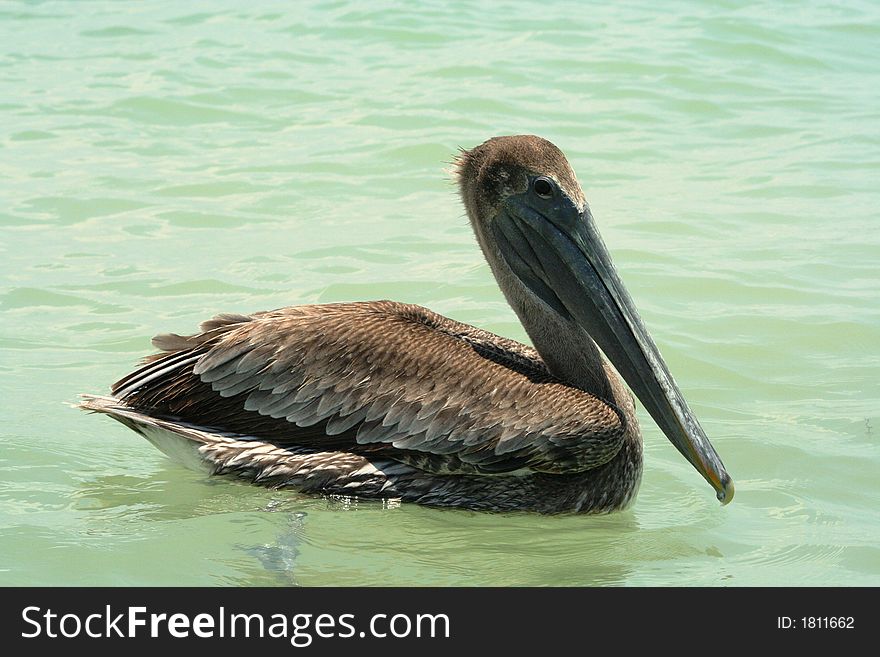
top-left (716, 474), bottom-right (735, 505)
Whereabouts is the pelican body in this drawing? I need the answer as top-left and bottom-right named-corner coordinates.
top-left (81, 136), bottom-right (733, 513)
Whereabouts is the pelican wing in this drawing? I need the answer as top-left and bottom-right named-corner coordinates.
top-left (113, 301), bottom-right (627, 474)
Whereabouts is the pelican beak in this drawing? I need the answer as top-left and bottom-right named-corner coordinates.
top-left (494, 186), bottom-right (734, 504)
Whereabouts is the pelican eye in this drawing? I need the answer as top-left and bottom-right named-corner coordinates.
top-left (533, 177), bottom-right (554, 199)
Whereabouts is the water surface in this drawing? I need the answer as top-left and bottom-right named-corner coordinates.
top-left (1, 0), bottom-right (878, 586)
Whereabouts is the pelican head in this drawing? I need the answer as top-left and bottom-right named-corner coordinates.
top-left (455, 135), bottom-right (734, 504)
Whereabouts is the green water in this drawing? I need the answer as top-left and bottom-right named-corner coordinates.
top-left (1, 0), bottom-right (878, 586)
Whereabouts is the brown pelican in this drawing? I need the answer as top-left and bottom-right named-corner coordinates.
top-left (80, 135), bottom-right (733, 513)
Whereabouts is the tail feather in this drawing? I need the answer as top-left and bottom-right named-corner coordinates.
top-left (76, 394), bottom-right (393, 492)
top-left (78, 394), bottom-right (219, 471)
top-left (112, 313), bottom-right (255, 395)
top-left (110, 351), bottom-right (202, 398)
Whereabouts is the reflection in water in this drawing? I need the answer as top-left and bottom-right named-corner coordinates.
top-left (19, 442), bottom-right (865, 587)
top-left (68, 460), bottom-right (755, 586)
top-left (73, 467), bottom-right (276, 522)
top-left (72, 464), bottom-right (311, 585)
top-left (273, 501), bottom-right (647, 586)
top-left (240, 505), bottom-right (307, 587)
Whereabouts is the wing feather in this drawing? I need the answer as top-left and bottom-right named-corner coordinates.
top-left (117, 301), bottom-right (628, 474)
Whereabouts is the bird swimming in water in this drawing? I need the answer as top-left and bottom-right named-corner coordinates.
top-left (80, 135), bottom-right (733, 514)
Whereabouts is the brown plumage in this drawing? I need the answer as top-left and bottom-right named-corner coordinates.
top-left (80, 135), bottom-right (733, 513)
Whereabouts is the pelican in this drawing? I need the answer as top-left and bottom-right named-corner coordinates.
top-left (80, 135), bottom-right (733, 513)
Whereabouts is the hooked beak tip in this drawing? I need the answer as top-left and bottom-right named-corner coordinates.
top-left (716, 473), bottom-right (735, 505)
